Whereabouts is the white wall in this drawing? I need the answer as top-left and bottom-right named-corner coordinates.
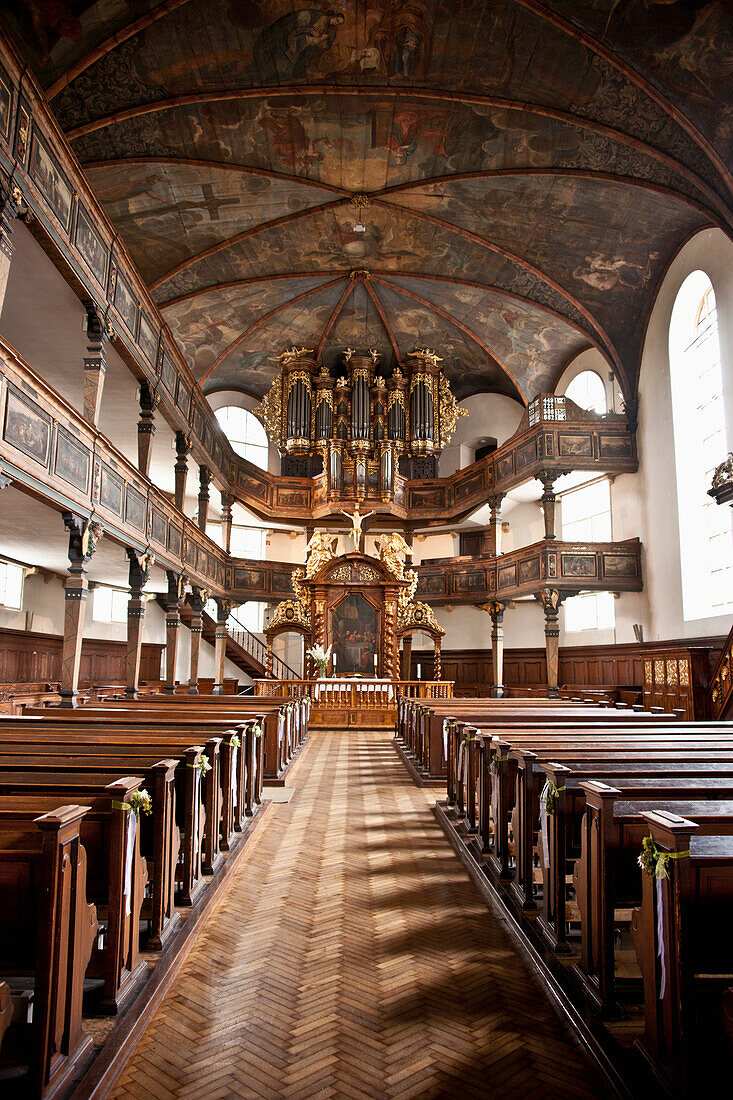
top-left (439, 392), bottom-right (524, 476)
top-left (636, 228), bottom-right (733, 642)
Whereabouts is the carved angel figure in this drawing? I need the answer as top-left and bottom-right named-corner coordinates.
top-left (304, 530), bottom-right (338, 578)
top-left (376, 532), bottom-right (413, 580)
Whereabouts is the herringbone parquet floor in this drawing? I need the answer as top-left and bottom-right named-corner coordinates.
top-left (110, 730), bottom-right (609, 1099)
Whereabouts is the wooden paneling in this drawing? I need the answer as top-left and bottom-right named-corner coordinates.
top-left (411, 637), bottom-right (726, 714)
top-left (0, 627), bottom-right (162, 689)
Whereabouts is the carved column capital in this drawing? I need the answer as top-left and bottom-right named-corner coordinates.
top-left (63, 512), bottom-right (104, 573)
top-left (479, 599), bottom-right (505, 622)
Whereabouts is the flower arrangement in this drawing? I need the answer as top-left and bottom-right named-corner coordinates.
top-left (190, 756), bottom-right (212, 776)
top-left (252, 722), bottom-right (263, 738)
top-left (130, 790), bottom-right (152, 818)
top-left (307, 642), bottom-right (332, 677)
top-left (229, 733), bottom-right (240, 749)
top-left (637, 834), bottom-right (689, 879)
top-left (543, 781), bottom-right (566, 816)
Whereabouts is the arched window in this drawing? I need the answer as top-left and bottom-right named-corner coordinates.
top-left (565, 370), bottom-right (607, 413)
top-left (215, 406), bottom-right (268, 469)
top-left (670, 271), bottom-right (733, 619)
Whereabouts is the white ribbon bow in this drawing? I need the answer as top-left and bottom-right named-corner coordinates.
top-left (539, 781), bottom-right (551, 870)
top-left (123, 809), bottom-right (137, 917)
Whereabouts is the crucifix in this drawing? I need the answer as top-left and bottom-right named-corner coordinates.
top-left (341, 504), bottom-right (374, 553)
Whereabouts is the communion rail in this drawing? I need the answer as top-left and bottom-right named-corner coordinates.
top-left (253, 679), bottom-right (452, 705)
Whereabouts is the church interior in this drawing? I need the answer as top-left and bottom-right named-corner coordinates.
top-left (0, 2), bottom-right (732, 1097)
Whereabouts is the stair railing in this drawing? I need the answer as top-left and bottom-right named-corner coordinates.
top-left (225, 610), bottom-right (299, 680)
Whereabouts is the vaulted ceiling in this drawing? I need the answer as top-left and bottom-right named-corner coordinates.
top-left (3, 0), bottom-right (731, 403)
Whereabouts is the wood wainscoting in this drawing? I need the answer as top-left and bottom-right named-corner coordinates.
top-left (0, 626), bottom-right (163, 704)
top-left (409, 636), bottom-right (727, 718)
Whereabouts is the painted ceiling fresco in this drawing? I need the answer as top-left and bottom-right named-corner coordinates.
top-left (2, 0), bottom-right (730, 404)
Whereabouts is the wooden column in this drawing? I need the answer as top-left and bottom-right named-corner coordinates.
top-left (481, 600), bottom-right (506, 698)
top-left (164, 569), bottom-right (186, 693)
top-left (197, 465), bottom-right (211, 531)
top-left (188, 586), bottom-right (206, 694)
top-left (137, 380), bottom-right (157, 477)
top-left (539, 470), bottom-right (558, 540)
top-left (433, 639), bottom-right (442, 681)
top-left (0, 185), bottom-right (18, 318)
top-left (125, 548), bottom-right (153, 696)
top-left (266, 637), bottom-right (274, 679)
top-left (487, 494), bottom-right (505, 556)
top-left (538, 588), bottom-right (563, 698)
top-left (213, 598), bottom-right (232, 695)
top-left (220, 492), bottom-right (233, 554)
top-left (383, 593), bottom-right (399, 680)
top-left (60, 513), bottom-right (103, 707)
top-left (82, 302), bottom-right (109, 427)
top-left (401, 636), bottom-right (413, 679)
top-left (174, 432), bottom-right (190, 512)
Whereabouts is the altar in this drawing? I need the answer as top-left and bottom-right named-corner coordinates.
top-left (263, 523), bottom-right (448, 727)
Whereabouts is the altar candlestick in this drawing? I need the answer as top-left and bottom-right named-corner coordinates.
top-left (417, 663), bottom-right (422, 680)
top-left (374, 653), bottom-right (378, 675)
top-left (333, 653), bottom-right (337, 675)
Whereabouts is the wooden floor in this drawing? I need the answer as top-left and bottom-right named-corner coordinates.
top-left (110, 730), bottom-right (608, 1099)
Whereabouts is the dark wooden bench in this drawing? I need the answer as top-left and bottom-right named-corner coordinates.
top-left (0, 804), bottom-right (97, 1099)
top-left (0, 763), bottom-right (179, 951)
top-left (631, 810), bottom-right (733, 1092)
top-left (575, 783), bottom-right (733, 1018)
top-left (0, 780), bottom-right (148, 1015)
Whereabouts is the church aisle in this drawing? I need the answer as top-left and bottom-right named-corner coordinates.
top-left (110, 730), bottom-right (608, 1100)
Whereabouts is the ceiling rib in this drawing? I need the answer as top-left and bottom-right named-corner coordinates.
top-left (514, 0), bottom-right (733, 197)
top-left (372, 276), bottom-right (526, 404)
top-left (315, 281), bottom-right (356, 358)
top-left (160, 269), bottom-right (616, 354)
top-left (82, 156), bottom-right (351, 196)
top-left (364, 280), bottom-right (402, 365)
top-left (64, 86), bottom-right (716, 199)
top-left (378, 168), bottom-right (726, 230)
top-left (46, 0), bottom-right (194, 100)
top-left (44, 0), bottom-right (726, 195)
top-left (373, 199), bottom-right (626, 388)
top-left (199, 276), bottom-right (346, 385)
top-left (150, 198), bottom-right (349, 291)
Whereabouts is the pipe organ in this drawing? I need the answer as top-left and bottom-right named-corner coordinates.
top-left (255, 347), bottom-right (466, 502)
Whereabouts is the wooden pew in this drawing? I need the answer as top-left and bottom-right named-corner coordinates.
top-left (81, 695), bottom-right (308, 779)
top-left (402, 698), bottom-right (601, 776)
top-left (0, 763), bottom-right (179, 951)
top-left (0, 981), bottom-right (11, 1052)
top-left (11, 712), bottom-right (260, 826)
top-left (0, 733), bottom-right (214, 910)
top-left (631, 811), bottom-right (733, 1092)
top-left (575, 783), bottom-right (733, 1018)
top-left (506, 735), bottom-right (733, 914)
top-left (0, 779), bottom-right (148, 1015)
top-left (0, 804), bottom-right (97, 1099)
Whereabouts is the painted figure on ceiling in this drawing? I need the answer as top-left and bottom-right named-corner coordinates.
top-left (254, 8), bottom-right (346, 81)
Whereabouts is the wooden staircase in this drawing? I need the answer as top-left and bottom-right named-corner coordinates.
top-left (709, 620), bottom-right (733, 719)
top-left (156, 596), bottom-right (275, 680)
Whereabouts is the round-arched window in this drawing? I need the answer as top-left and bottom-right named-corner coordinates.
top-left (565, 370), bottom-right (607, 414)
top-left (669, 270), bottom-right (732, 617)
top-left (215, 406), bottom-right (268, 469)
